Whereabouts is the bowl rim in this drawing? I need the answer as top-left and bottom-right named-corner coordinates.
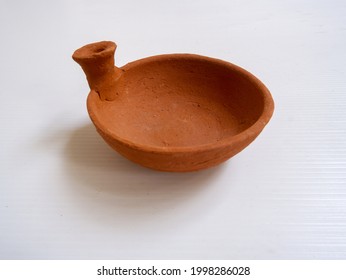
top-left (87, 53), bottom-right (274, 154)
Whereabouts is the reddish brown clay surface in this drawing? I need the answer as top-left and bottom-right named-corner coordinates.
top-left (73, 41), bottom-right (274, 172)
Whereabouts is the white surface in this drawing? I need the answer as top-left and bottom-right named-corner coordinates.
top-left (1, 0), bottom-right (346, 259)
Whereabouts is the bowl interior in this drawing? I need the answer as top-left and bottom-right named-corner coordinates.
top-left (89, 55), bottom-right (265, 148)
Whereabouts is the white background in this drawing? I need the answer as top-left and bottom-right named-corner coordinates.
top-left (1, 0), bottom-right (345, 259)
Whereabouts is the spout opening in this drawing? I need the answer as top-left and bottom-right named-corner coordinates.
top-left (72, 41), bottom-right (116, 62)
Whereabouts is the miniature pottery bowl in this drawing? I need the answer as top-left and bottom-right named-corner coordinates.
top-left (72, 41), bottom-right (274, 172)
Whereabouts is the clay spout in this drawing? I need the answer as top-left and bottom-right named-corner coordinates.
top-left (72, 41), bottom-right (123, 101)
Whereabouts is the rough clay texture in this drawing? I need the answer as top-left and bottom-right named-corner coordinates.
top-left (73, 41), bottom-right (274, 172)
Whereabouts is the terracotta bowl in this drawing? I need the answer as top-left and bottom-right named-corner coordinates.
top-left (72, 41), bottom-right (274, 172)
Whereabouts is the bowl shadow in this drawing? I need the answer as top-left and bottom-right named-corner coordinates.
top-left (63, 123), bottom-right (228, 223)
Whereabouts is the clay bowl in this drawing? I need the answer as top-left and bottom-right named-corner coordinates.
top-left (72, 41), bottom-right (274, 172)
